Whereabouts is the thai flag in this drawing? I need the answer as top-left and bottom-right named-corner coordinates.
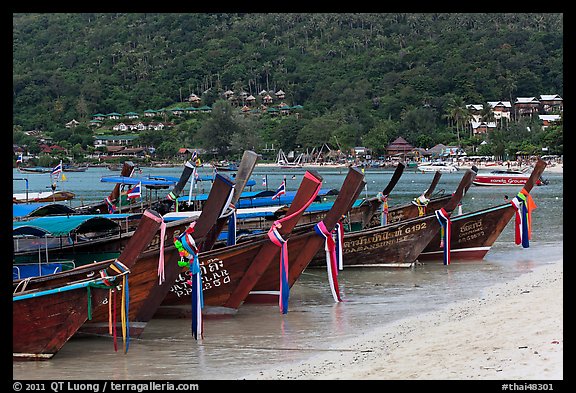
top-left (51, 161), bottom-right (62, 176)
top-left (272, 179), bottom-right (286, 200)
top-left (127, 182), bottom-right (142, 199)
top-left (262, 176), bottom-right (267, 187)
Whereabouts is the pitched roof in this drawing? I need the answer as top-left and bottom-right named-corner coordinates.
top-left (387, 137), bottom-right (412, 148)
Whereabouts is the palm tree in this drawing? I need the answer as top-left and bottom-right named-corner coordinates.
top-left (445, 96), bottom-right (468, 143)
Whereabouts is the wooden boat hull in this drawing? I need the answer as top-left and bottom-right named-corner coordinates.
top-left (418, 202), bottom-right (514, 261)
top-left (78, 217), bottom-right (200, 337)
top-left (13, 209), bottom-right (163, 360)
top-left (309, 213), bottom-right (442, 269)
top-left (79, 174), bottom-right (237, 337)
top-left (157, 171), bottom-right (327, 317)
top-left (13, 282), bottom-right (109, 360)
top-left (421, 159), bottom-right (547, 261)
top-left (161, 239), bottom-right (284, 314)
top-left (302, 169), bottom-right (477, 271)
top-left (17, 167), bottom-right (52, 174)
top-left (302, 195), bottom-right (450, 269)
top-left (246, 168), bottom-right (367, 304)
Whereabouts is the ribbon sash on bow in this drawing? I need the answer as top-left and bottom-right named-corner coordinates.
top-left (268, 227), bottom-right (290, 314)
top-left (313, 221), bottom-right (342, 302)
top-left (266, 172), bottom-right (322, 314)
top-left (434, 208), bottom-right (451, 265)
top-left (377, 192), bottom-right (389, 226)
top-left (175, 224), bottom-right (203, 339)
top-left (510, 188), bottom-right (537, 248)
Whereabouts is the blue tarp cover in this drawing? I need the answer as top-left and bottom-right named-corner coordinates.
top-left (13, 215), bottom-right (121, 236)
top-left (13, 202), bottom-right (74, 218)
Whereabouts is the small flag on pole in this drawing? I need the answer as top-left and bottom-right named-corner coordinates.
top-left (262, 176), bottom-right (267, 187)
top-left (127, 182), bottom-right (142, 199)
top-left (272, 179), bottom-right (286, 200)
top-left (51, 161), bottom-right (62, 177)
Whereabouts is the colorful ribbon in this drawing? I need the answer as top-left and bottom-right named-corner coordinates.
top-left (108, 260), bottom-right (131, 353)
top-left (412, 194), bottom-right (429, 216)
top-left (167, 191), bottom-right (177, 201)
top-left (227, 204), bottom-right (237, 246)
top-left (335, 222), bottom-right (344, 271)
top-left (105, 196), bottom-right (116, 213)
top-left (268, 225), bottom-right (290, 314)
top-left (377, 192), bottom-right (389, 226)
top-left (143, 210), bottom-right (167, 285)
top-left (313, 221), bottom-right (342, 302)
top-left (434, 208), bottom-right (451, 265)
top-left (510, 188), bottom-right (537, 248)
top-left (174, 223), bottom-right (203, 339)
top-left (266, 172), bottom-right (323, 314)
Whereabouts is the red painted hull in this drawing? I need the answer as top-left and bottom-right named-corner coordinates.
top-left (473, 175), bottom-right (541, 186)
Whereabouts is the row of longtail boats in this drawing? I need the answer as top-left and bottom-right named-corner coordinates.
top-left (12, 151), bottom-right (547, 360)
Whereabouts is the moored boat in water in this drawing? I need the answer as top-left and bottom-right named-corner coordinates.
top-left (80, 152), bottom-right (259, 337)
top-left (13, 190), bottom-right (76, 204)
top-left (472, 168), bottom-right (547, 186)
top-left (304, 166), bottom-right (477, 269)
top-left (155, 169), bottom-right (326, 320)
top-left (417, 161), bottom-right (459, 173)
top-left (419, 159), bottom-right (547, 262)
top-left (243, 167), bottom-right (366, 305)
top-left (12, 208), bottom-right (163, 360)
top-left (79, 174), bottom-right (237, 338)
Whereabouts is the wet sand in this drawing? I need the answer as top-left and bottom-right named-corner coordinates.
top-left (242, 260), bottom-right (563, 380)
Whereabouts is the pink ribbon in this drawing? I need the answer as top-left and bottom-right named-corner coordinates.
top-left (314, 221), bottom-right (342, 302)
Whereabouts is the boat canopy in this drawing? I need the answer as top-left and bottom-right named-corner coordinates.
top-left (13, 202), bottom-right (75, 219)
top-left (13, 215), bottom-right (122, 237)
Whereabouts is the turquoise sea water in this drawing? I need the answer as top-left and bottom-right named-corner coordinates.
top-left (12, 165), bottom-right (563, 380)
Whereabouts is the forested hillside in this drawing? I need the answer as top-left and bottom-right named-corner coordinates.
top-left (13, 13), bottom-right (563, 159)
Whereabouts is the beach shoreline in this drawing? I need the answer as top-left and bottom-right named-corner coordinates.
top-left (241, 260), bottom-right (563, 380)
top-left (254, 162), bottom-right (563, 174)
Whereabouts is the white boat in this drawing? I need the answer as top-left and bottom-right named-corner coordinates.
top-left (472, 169), bottom-right (548, 186)
top-left (13, 190), bottom-right (76, 203)
top-left (417, 162), bottom-right (459, 173)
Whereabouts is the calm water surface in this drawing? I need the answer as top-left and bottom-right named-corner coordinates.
top-left (12, 166), bottom-right (563, 380)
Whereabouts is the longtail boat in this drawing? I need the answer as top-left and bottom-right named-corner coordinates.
top-left (419, 159), bottom-right (547, 262)
top-left (472, 167), bottom-right (548, 186)
top-left (155, 170), bottom-right (326, 321)
top-left (12, 208), bottom-right (163, 361)
top-left (74, 161), bottom-right (136, 214)
top-left (78, 173), bottom-right (236, 338)
top-left (201, 150), bottom-right (259, 251)
top-left (12, 160), bottom-right (203, 265)
top-left (243, 167), bottom-right (366, 306)
top-left (228, 163), bottom-right (450, 248)
top-left (305, 167), bottom-right (477, 268)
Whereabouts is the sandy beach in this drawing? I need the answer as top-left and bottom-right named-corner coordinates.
top-left (256, 161), bottom-right (564, 174)
top-left (241, 260), bottom-right (563, 380)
